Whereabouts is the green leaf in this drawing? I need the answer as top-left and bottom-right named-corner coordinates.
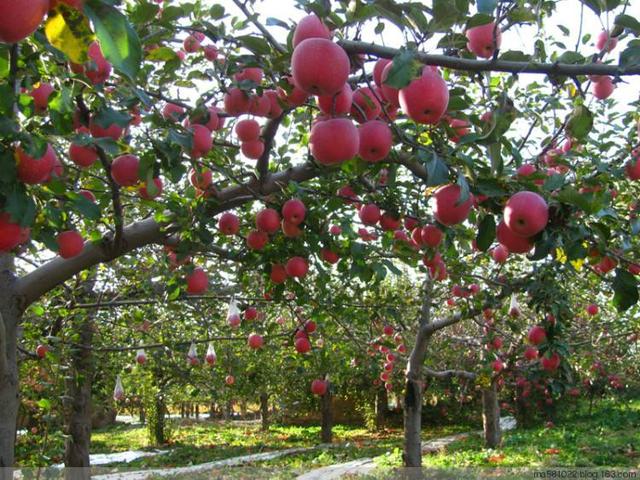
top-left (476, 214), bottom-right (496, 252)
top-left (615, 14), bottom-right (640, 36)
top-left (466, 13), bottom-right (494, 29)
top-left (579, 0), bottom-right (621, 15)
top-left (266, 17), bottom-right (289, 29)
top-left (456, 173), bottom-right (470, 205)
top-left (431, 0), bottom-right (469, 32)
top-left (236, 35), bottom-right (272, 55)
top-left (68, 192), bottom-right (101, 220)
top-left (543, 174), bottom-right (565, 191)
top-left (619, 42), bottom-right (640, 69)
top-left (422, 151), bottom-right (449, 186)
top-left (612, 269), bottom-right (639, 312)
top-left (383, 50), bottom-right (419, 89)
top-left (93, 107), bottom-right (131, 128)
top-left (209, 4), bottom-right (226, 19)
top-left (499, 51), bottom-right (532, 62)
top-left (566, 105), bottom-right (593, 140)
top-left (85, 1), bottom-right (142, 80)
top-left (0, 45), bottom-right (10, 79)
top-left (476, 0), bottom-right (497, 14)
top-left (45, 4), bottom-right (95, 63)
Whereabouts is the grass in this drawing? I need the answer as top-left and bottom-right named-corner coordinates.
top-left (16, 397), bottom-right (639, 477)
top-left (372, 397), bottom-right (640, 471)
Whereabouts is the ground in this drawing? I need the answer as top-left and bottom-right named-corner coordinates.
top-left (15, 397), bottom-right (640, 478)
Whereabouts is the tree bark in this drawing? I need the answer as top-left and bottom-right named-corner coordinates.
top-left (240, 400), bottom-right (247, 419)
top-left (320, 386), bottom-right (333, 444)
top-left (63, 312), bottom-right (96, 479)
top-left (482, 381), bottom-right (501, 448)
top-left (375, 387), bottom-right (388, 430)
top-left (153, 396), bottom-right (166, 445)
top-left (260, 393), bottom-right (269, 431)
top-left (0, 255), bottom-right (20, 480)
top-left (209, 402), bottom-right (216, 420)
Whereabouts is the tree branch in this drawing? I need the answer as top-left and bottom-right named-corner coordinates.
top-left (424, 368), bottom-right (477, 380)
top-left (231, 0), bottom-right (287, 54)
top-left (257, 111), bottom-right (288, 185)
top-left (16, 161), bottom-right (323, 308)
top-left (339, 40), bottom-right (640, 76)
top-left (0, 311), bottom-right (7, 377)
top-left (95, 146), bottom-right (125, 253)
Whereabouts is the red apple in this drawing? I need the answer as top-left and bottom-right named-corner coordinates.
top-left (421, 224), bottom-right (443, 248)
top-left (310, 118), bottom-right (359, 165)
top-left (321, 249), bottom-right (339, 264)
top-left (504, 191), bottom-right (549, 237)
top-left (270, 263), bottom-right (288, 284)
top-left (57, 230), bottom-right (84, 259)
top-left (492, 359), bottom-right (504, 372)
top-left (586, 303), bottom-right (599, 316)
top-left (241, 139), bottom-right (265, 159)
top-left (35, 344), bottom-right (48, 359)
top-left (448, 118), bottom-right (470, 143)
top-left (592, 76), bottom-right (614, 100)
top-left (235, 119), bottom-right (261, 142)
top-left (247, 333), bottom-right (264, 349)
top-left (256, 208), bottom-right (281, 234)
top-left (223, 87), bottom-right (251, 116)
top-left (540, 352), bottom-right (561, 372)
top-left (30, 82), bottom-right (54, 113)
top-left (380, 212), bottom-right (401, 231)
top-left (162, 103), bottom-right (185, 121)
top-left (293, 14), bottom-right (330, 47)
top-left (432, 184), bottom-right (473, 226)
top-left (380, 62), bottom-right (400, 107)
top-left (138, 177), bottom-right (163, 200)
top-left (85, 42), bottom-right (112, 85)
top-left (496, 221), bottom-right (533, 254)
top-left (310, 378), bottom-right (328, 396)
top-left (278, 76), bottom-right (309, 107)
top-left (218, 212), bottom-right (240, 235)
top-left (190, 124), bottom-right (213, 157)
top-left (399, 72), bottom-right (449, 125)
top-left (0, 0), bottom-right (49, 43)
top-left (295, 337), bottom-right (312, 353)
top-left (234, 67), bottom-right (263, 84)
top-left (246, 230), bottom-right (268, 250)
top-left (69, 143), bottom-right (98, 168)
top-left (89, 117), bottom-right (124, 140)
top-left (225, 375), bottom-right (235, 385)
top-left (528, 326), bottom-right (547, 345)
top-left (186, 267), bottom-right (208, 294)
top-left (16, 144), bottom-right (56, 184)
top-left (596, 30), bottom-right (617, 52)
top-left (351, 87), bottom-right (382, 123)
top-left (492, 245), bottom-right (509, 263)
top-left (358, 203), bottom-right (381, 225)
top-left (291, 38), bottom-right (349, 96)
top-left (203, 45), bottom-right (218, 61)
top-left (285, 256), bottom-right (309, 278)
top-left (373, 58), bottom-right (392, 87)
top-left (524, 346), bottom-right (538, 361)
top-left (282, 219), bottom-right (302, 238)
top-left (466, 22), bottom-right (502, 59)
top-left (282, 199), bottom-right (306, 225)
top-left (317, 83), bottom-right (353, 115)
top-left (111, 154), bottom-right (140, 187)
top-left (358, 120), bottom-right (392, 162)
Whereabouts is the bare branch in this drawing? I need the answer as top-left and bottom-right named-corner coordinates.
top-left (95, 146), bottom-right (125, 253)
top-left (339, 40), bottom-right (640, 76)
top-left (424, 368), bottom-right (477, 380)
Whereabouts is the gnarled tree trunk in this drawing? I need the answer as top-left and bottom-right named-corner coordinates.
top-left (260, 393), bottom-right (269, 431)
top-left (63, 313), bottom-right (95, 479)
top-left (482, 381), bottom-right (501, 448)
top-left (0, 255), bottom-right (20, 480)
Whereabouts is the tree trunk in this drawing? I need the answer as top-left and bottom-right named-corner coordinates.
top-left (482, 381), bottom-right (501, 448)
top-left (209, 402), bottom-right (216, 419)
top-left (375, 387), bottom-right (388, 430)
top-left (195, 404), bottom-right (199, 419)
top-left (240, 400), bottom-right (247, 419)
top-left (153, 396), bottom-right (166, 445)
top-left (0, 255), bottom-right (20, 480)
top-left (320, 386), bottom-right (333, 443)
top-left (403, 378), bottom-right (423, 467)
top-left (139, 407), bottom-right (145, 425)
top-left (224, 400), bottom-right (232, 420)
top-left (260, 393), bottom-right (269, 431)
top-left (63, 313), bottom-right (95, 479)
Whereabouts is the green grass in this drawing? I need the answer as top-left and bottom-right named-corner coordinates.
top-left (373, 397), bottom-right (640, 470)
top-left (16, 398), bottom-right (639, 476)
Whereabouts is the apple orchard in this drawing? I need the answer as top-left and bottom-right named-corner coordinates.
top-left (0, 0), bottom-right (639, 475)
